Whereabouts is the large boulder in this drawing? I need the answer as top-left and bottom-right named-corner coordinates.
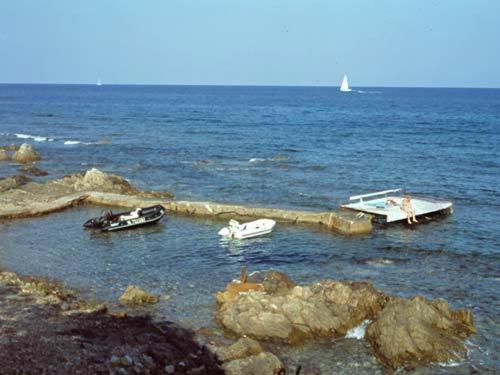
top-left (365, 296), bottom-right (476, 369)
top-left (11, 143), bottom-right (40, 163)
top-left (216, 270), bottom-right (387, 344)
top-left (119, 285), bottom-right (159, 305)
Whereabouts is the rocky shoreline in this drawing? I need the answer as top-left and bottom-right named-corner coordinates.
top-left (0, 269), bottom-right (223, 374)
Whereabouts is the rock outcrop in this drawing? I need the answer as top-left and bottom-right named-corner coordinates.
top-left (216, 269), bottom-right (476, 369)
top-left (74, 168), bottom-right (140, 195)
top-left (365, 296), bottom-right (477, 369)
top-left (119, 285), bottom-right (159, 305)
top-left (73, 168), bottom-right (173, 198)
top-left (11, 143), bottom-right (40, 163)
top-left (216, 270), bottom-right (387, 344)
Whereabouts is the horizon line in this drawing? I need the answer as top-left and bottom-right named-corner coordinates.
top-left (0, 82), bottom-right (499, 90)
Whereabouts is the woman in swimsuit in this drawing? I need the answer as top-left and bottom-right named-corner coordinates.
top-left (402, 195), bottom-right (418, 224)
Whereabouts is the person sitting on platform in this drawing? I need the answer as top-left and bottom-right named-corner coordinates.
top-left (402, 195), bottom-right (418, 224)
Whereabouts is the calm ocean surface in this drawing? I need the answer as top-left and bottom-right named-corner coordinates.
top-left (0, 84), bottom-right (499, 372)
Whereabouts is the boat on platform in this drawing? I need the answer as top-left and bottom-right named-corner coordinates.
top-left (341, 189), bottom-right (453, 224)
top-left (218, 219), bottom-right (276, 239)
top-left (83, 205), bottom-right (165, 232)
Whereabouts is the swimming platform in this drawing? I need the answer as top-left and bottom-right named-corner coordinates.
top-left (341, 189), bottom-right (453, 223)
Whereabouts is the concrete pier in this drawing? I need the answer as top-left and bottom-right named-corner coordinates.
top-left (87, 192), bottom-right (372, 235)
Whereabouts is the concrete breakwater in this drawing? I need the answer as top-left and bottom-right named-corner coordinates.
top-left (0, 169), bottom-right (372, 235)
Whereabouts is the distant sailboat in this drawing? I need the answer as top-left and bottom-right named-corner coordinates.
top-left (96, 79), bottom-right (102, 86)
top-left (340, 74), bottom-right (351, 92)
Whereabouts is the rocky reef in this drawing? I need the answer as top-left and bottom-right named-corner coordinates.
top-left (216, 269), bottom-right (476, 370)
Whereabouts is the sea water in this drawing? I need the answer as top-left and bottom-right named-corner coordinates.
top-left (0, 84), bottom-right (499, 372)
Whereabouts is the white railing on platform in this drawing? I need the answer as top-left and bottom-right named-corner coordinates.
top-left (349, 189), bottom-right (402, 202)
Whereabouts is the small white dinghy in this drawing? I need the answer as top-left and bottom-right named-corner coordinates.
top-left (218, 219), bottom-right (276, 239)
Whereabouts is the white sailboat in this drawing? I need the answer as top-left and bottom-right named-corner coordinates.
top-left (96, 79), bottom-right (102, 86)
top-left (340, 74), bottom-right (351, 92)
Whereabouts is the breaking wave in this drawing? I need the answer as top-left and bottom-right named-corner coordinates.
top-left (345, 320), bottom-right (371, 339)
top-left (15, 133), bottom-right (54, 142)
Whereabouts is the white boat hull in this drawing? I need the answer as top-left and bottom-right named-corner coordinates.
top-left (218, 219), bottom-right (276, 239)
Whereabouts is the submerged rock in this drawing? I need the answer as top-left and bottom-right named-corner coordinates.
top-left (216, 270), bottom-right (387, 344)
top-left (11, 143), bottom-right (41, 163)
top-left (223, 352), bottom-right (284, 375)
top-left (212, 337), bottom-right (264, 362)
top-left (119, 285), bottom-right (159, 305)
top-left (0, 175), bottom-right (32, 192)
top-left (18, 165), bottom-right (48, 176)
top-left (365, 296), bottom-right (476, 369)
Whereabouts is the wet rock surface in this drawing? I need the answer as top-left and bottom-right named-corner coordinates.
top-left (216, 269), bottom-right (476, 369)
top-left (210, 337), bottom-right (285, 375)
top-left (365, 296), bottom-right (477, 369)
top-left (0, 270), bottom-right (223, 374)
top-left (11, 143), bottom-right (41, 163)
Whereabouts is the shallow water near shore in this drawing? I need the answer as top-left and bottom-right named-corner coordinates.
top-left (1, 85), bottom-right (499, 371)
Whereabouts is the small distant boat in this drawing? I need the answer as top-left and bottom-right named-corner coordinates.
top-left (340, 74), bottom-right (351, 92)
top-left (218, 219), bottom-right (276, 239)
top-left (96, 79), bottom-right (102, 86)
top-left (84, 205), bottom-right (165, 232)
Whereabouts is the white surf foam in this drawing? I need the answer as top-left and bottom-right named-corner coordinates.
top-left (64, 140), bottom-right (93, 145)
top-left (15, 133), bottom-right (53, 142)
top-left (249, 158), bottom-right (266, 163)
top-left (345, 320), bottom-right (371, 339)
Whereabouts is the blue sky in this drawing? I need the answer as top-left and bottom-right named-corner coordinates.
top-left (0, 0), bottom-right (499, 87)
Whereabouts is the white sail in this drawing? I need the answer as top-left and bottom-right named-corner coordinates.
top-left (96, 79), bottom-right (102, 86)
top-left (340, 74), bottom-right (351, 92)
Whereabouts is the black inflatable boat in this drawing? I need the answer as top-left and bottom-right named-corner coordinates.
top-left (83, 205), bottom-right (165, 232)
